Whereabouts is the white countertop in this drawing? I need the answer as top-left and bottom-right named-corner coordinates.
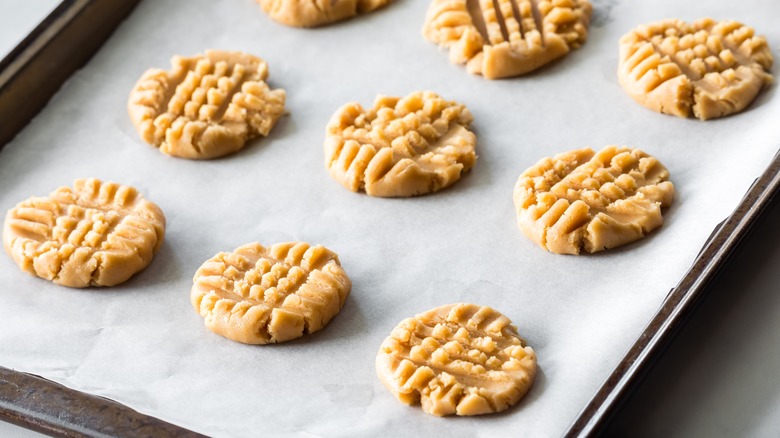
top-left (0, 0), bottom-right (59, 61)
top-left (0, 2), bottom-right (778, 437)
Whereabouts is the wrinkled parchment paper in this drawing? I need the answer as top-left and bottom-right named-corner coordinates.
top-left (0, 0), bottom-right (778, 436)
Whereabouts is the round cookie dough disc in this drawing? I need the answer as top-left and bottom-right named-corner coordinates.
top-left (513, 146), bottom-right (675, 255)
top-left (2, 178), bottom-right (166, 288)
top-left (257, 0), bottom-right (393, 28)
top-left (618, 18), bottom-right (773, 120)
top-left (128, 50), bottom-right (286, 159)
top-left (324, 91), bottom-right (477, 197)
top-left (191, 242), bottom-right (351, 344)
top-left (376, 303), bottom-right (537, 416)
top-left (423, 0), bottom-right (592, 79)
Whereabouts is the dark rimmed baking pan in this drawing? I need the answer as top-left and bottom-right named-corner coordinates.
top-left (1, 1), bottom-right (778, 436)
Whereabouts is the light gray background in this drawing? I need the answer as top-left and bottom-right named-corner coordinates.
top-left (0, 0), bottom-right (59, 58)
top-left (0, 0), bottom-right (779, 437)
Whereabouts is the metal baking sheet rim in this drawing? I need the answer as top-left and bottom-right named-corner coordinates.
top-left (0, 1), bottom-right (778, 437)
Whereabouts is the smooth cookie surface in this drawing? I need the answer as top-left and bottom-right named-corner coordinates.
top-left (128, 50), bottom-right (286, 159)
top-left (619, 18), bottom-right (773, 120)
top-left (513, 146), bottom-right (674, 255)
top-left (423, 0), bottom-right (592, 79)
top-left (376, 303), bottom-right (537, 416)
top-left (258, 0), bottom-right (392, 27)
top-left (325, 91), bottom-right (476, 197)
top-left (2, 178), bottom-right (166, 288)
top-left (191, 242), bottom-right (351, 344)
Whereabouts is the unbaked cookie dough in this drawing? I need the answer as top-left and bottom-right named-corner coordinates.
top-left (423, 0), bottom-right (592, 79)
top-left (513, 146), bottom-right (674, 255)
top-left (325, 91), bottom-right (476, 197)
top-left (376, 303), bottom-right (537, 416)
top-left (2, 178), bottom-right (166, 288)
top-left (191, 242), bottom-right (351, 344)
top-left (128, 50), bottom-right (286, 159)
top-left (257, 0), bottom-right (392, 28)
top-left (619, 18), bottom-right (773, 120)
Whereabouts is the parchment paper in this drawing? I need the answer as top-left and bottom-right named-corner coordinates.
top-left (0, 0), bottom-right (778, 436)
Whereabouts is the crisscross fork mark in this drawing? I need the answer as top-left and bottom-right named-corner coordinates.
top-left (388, 306), bottom-right (518, 376)
top-left (554, 151), bottom-right (659, 212)
top-left (407, 321), bottom-right (507, 373)
top-left (634, 22), bottom-right (763, 86)
top-left (136, 54), bottom-right (267, 157)
top-left (466, 0), bottom-right (544, 46)
top-left (325, 92), bottom-right (474, 194)
top-left (202, 243), bottom-right (323, 307)
top-left (167, 58), bottom-right (246, 123)
top-left (378, 304), bottom-right (535, 416)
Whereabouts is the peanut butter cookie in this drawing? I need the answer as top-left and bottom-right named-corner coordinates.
top-left (619, 18), bottom-right (773, 120)
top-left (325, 91), bottom-right (476, 197)
top-left (3, 178), bottom-right (166, 288)
top-left (192, 242), bottom-right (351, 344)
top-left (513, 146), bottom-right (674, 254)
top-left (423, 0), bottom-right (592, 79)
top-left (376, 303), bottom-right (537, 416)
top-left (257, 0), bottom-right (392, 28)
top-left (128, 50), bottom-right (286, 159)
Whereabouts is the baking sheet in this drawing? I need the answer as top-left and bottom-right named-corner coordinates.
top-left (0, 0), bottom-right (778, 436)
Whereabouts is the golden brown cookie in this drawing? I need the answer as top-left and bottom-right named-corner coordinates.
top-left (324, 91), bottom-right (476, 197)
top-left (257, 0), bottom-right (392, 28)
top-left (2, 178), bottom-right (166, 288)
top-left (423, 0), bottom-right (592, 79)
top-left (619, 18), bottom-right (773, 120)
top-left (376, 303), bottom-right (537, 416)
top-left (128, 50), bottom-right (286, 159)
top-left (191, 242), bottom-right (351, 344)
top-left (513, 146), bottom-right (674, 255)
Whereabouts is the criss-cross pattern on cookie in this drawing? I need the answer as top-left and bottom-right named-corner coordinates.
top-left (325, 91), bottom-right (476, 197)
top-left (192, 242), bottom-right (351, 344)
top-left (619, 18), bottom-right (773, 120)
top-left (376, 303), bottom-right (536, 416)
top-left (3, 178), bottom-right (165, 287)
top-left (258, 0), bottom-right (392, 27)
top-left (128, 50), bottom-right (286, 159)
top-left (423, 0), bottom-right (591, 79)
top-left (514, 146), bottom-right (674, 254)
